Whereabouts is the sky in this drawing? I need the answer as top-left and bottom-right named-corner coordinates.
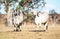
top-left (43, 0), bottom-right (60, 14)
top-left (0, 0), bottom-right (60, 14)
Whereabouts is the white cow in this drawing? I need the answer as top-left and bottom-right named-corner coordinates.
top-left (13, 10), bottom-right (24, 31)
top-left (33, 10), bottom-right (49, 30)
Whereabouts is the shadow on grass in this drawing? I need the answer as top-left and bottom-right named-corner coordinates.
top-left (29, 30), bottom-right (46, 32)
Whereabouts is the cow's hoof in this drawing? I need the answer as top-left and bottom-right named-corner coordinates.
top-left (20, 30), bottom-right (21, 31)
top-left (16, 29), bottom-right (19, 31)
top-left (14, 29), bottom-right (19, 32)
top-left (46, 26), bottom-right (48, 30)
top-left (14, 29), bottom-right (16, 31)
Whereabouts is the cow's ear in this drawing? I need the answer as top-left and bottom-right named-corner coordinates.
top-left (37, 13), bottom-right (39, 17)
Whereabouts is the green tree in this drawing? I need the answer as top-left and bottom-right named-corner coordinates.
top-left (49, 9), bottom-right (58, 24)
top-left (0, 0), bottom-right (46, 13)
top-left (0, 0), bottom-right (18, 13)
top-left (49, 9), bottom-right (57, 14)
top-left (17, 0), bottom-right (46, 12)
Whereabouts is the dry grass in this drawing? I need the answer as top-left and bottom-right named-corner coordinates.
top-left (0, 19), bottom-right (60, 39)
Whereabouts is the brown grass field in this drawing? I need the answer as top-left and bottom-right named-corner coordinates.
top-left (0, 14), bottom-right (60, 39)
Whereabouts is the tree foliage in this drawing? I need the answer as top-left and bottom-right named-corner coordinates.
top-left (0, 0), bottom-right (46, 13)
top-left (18, 0), bottom-right (46, 10)
top-left (49, 9), bottom-right (57, 14)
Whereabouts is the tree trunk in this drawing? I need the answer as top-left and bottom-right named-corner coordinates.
top-left (6, 0), bottom-right (11, 26)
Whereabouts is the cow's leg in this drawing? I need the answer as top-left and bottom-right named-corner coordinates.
top-left (14, 24), bottom-right (19, 31)
top-left (35, 23), bottom-right (39, 30)
top-left (14, 27), bottom-right (17, 31)
top-left (44, 22), bottom-right (48, 30)
top-left (17, 23), bottom-right (22, 31)
top-left (16, 27), bottom-right (19, 31)
top-left (35, 25), bottom-right (38, 30)
top-left (39, 23), bottom-right (41, 28)
top-left (20, 26), bottom-right (22, 31)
